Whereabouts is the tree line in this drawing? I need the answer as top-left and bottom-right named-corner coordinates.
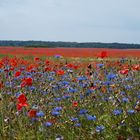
top-left (0, 40), bottom-right (140, 49)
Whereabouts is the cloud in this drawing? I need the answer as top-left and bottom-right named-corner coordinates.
top-left (0, 0), bottom-right (140, 43)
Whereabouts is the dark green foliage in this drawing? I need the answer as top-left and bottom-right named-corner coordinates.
top-left (0, 40), bottom-right (140, 49)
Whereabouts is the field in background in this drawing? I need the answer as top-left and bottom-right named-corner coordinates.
top-left (0, 47), bottom-right (140, 57)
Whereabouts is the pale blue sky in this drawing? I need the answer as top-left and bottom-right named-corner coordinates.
top-left (0, 0), bottom-right (140, 43)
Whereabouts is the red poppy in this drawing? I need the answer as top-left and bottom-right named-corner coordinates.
top-left (132, 65), bottom-right (139, 71)
top-left (17, 94), bottom-right (27, 103)
top-left (72, 101), bottom-right (78, 107)
top-left (0, 61), bottom-right (3, 68)
top-left (45, 67), bottom-right (52, 71)
top-left (17, 94), bottom-right (29, 111)
top-left (28, 109), bottom-right (37, 118)
top-left (67, 63), bottom-right (74, 68)
top-left (10, 67), bottom-right (14, 71)
top-left (48, 118), bottom-right (57, 123)
top-left (25, 77), bottom-right (33, 86)
top-left (57, 70), bottom-right (65, 75)
top-left (14, 71), bottom-right (21, 77)
top-left (17, 102), bottom-right (29, 111)
top-left (73, 65), bottom-right (79, 70)
top-left (27, 64), bottom-right (36, 72)
top-left (119, 69), bottom-right (129, 75)
top-left (100, 51), bottom-right (107, 58)
top-left (90, 86), bottom-right (97, 90)
top-left (45, 60), bottom-right (50, 65)
top-left (0, 82), bottom-right (3, 89)
top-left (34, 57), bottom-right (40, 61)
top-left (20, 81), bottom-right (26, 88)
top-left (21, 77), bottom-right (33, 87)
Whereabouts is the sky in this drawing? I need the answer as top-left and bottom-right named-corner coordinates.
top-left (0, 0), bottom-right (140, 43)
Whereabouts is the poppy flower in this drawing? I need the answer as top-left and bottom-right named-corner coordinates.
top-left (17, 94), bottom-right (27, 104)
top-left (34, 57), bottom-right (40, 61)
top-left (28, 109), bottom-right (37, 118)
top-left (17, 94), bottom-right (29, 111)
top-left (67, 63), bottom-right (74, 68)
top-left (57, 70), bottom-right (65, 75)
top-left (17, 102), bottom-right (29, 111)
top-left (45, 67), bottom-right (52, 71)
top-left (10, 62), bottom-right (17, 67)
top-left (72, 101), bottom-right (78, 107)
top-left (27, 64), bottom-right (36, 72)
top-left (21, 77), bottom-right (33, 87)
top-left (119, 69), bottom-right (129, 75)
top-left (0, 61), bottom-right (3, 68)
top-left (73, 65), bottom-right (79, 70)
top-left (132, 65), bottom-right (139, 71)
top-left (45, 60), bottom-right (50, 65)
top-left (20, 81), bottom-right (26, 88)
top-left (98, 51), bottom-right (107, 58)
top-left (0, 82), bottom-right (3, 89)
top-left (14, 71), bottom-right (21, 77)
top-left (10, 67), bottom-right (14, 71)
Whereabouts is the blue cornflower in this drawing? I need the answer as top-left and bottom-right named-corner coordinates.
top-left (86, 115), bottom-right (96, 121)
top-left (31, 117), bottom-right (39, 122)
top-left (77, 77), bottom-right (86, 81)
top-left (113, 109), bottom-right (122, 115)
top-left (80, 95), bottom-right (84, 99)
top-left (97, 64), bottom-right (104, 68)
top-left (62, 81), bottom-right (70, 85)
top-left (96, 125), bottom-right (105, 133)
top-left (120, 91), bottom-right (126, 95)
top-left (86, 89), bottom-right (93, 96)
top-left (52, 111), bottom-right (60, 116)
top-left (79, 109), bottom-right (88, 115)
top-left (0, 69), bottom-right (3, 73)
top-left (36, 111), bottom-right (45, 117)
top-left (45, 122), bottom-right (52, 127)
top-left (62, 94), bottom-right (71, 99)
top-left (42, 91), bottom-right (48, 94)
top-left (102, 97), bottom-right (109, 101)
top-left (127, 110), bottom-right (135, 114)
top-left (15, 92), bottom-right (21, 97)
top-left (104, 81), bottom-right (112, 86)
top-left (125, 85), bottom-right (133, 90)
top-left (29, 86), bottom-right (36, 91)
top-left (74, 123), bottom-right (81, 127)
top-left (54, 98), bottom-right (62, 101)
top-left (138, 95), bottom-right (140, 99)
top-left (53, 107), bottom-right (62, 111)
top-left (68, 88), bottom-right (77, 93)
top-left (107, 73), bottom-right (116, 80)
top-left (70, 117), bottom-right (79, 122)
top-left (54, 54), bottom-right (62, 58)
top-left (122, 97), bottom-right (129, 103)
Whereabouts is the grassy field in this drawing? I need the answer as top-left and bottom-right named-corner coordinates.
top-left (0, 54), bottom-right (140, 140)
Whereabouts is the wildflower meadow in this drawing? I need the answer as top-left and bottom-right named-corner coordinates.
top-left (0, 51), bottom-right (140, 140)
